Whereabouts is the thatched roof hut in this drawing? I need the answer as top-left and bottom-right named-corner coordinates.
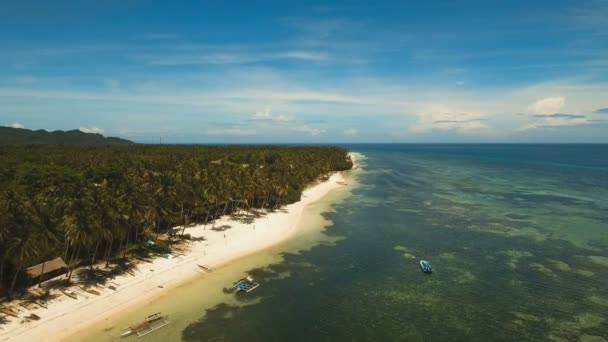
top-left (26, 257), bottom-right (67, 279)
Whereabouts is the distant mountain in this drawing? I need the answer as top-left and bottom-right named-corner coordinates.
top-left (0, 126), bottom-right (134, 145)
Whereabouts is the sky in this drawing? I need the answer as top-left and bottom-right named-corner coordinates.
top-left (1, 0), bottom-right (607, 143)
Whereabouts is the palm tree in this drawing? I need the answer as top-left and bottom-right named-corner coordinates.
top-left (7, 230), bottom-right (42, 296)
top-left (62, 188), bottom-right (98, 283)
top-left (3, 192), bottom-right (43, 295)
top-left (90, 182), bottom-right (117, 270)
top-left (0, 192), bottom-right (13, 289)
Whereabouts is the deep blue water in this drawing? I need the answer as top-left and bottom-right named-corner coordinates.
top-left (182, 144), bottom-right (608, 341)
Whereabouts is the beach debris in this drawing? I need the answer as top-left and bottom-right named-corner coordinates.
top-left (19, 302), bottom-right (37, 310)
top-left (26, 313), bottom-right (40, 321)
top-left (0, 306), bottom-right (20, 318)
top-left (19, 313), bottom-right (41, 324)
top-left (81, 287), bottom-right (101, 296)
top-left (61, 290), bottom-right (78, 299)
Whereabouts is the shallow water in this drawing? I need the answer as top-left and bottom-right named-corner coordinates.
top-left (77, 145), bottom-right (608, 341)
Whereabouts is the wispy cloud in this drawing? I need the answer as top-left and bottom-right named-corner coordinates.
top-left (15, 76), bottom-right (36, 84)
top-left (519, 117), bottom-right (590, 130)
top-left (205, 128), bottom-right (257, 136)
top-left (9, 122), bottom-right (25, 129)
top-left (283, 17), bottom-right (357, 40)
top-left (279, 51), bottom-right (329, 61)
top-left (251, 108), bottom-right (289, 122)
top-left (142, 52), bottom-right (258, 65)
top-left (343, 128), bottom-right (358, 136)
top-left (532, 113), bottom-right (585, 119)
top-left (79, 126), bottom-right (104, 134)
top-left (138, 49), bottom-right (331, 66)
top-left (412, 105), bottom-right (490, 135)
top-left (141, 33), bottom-right (178, 40)
top-left (527, 96), bottom-right (565, 115)
top-left (572, 0), bottom-right (608, 32)
top-left (291, 124), bottom-right (326, 136)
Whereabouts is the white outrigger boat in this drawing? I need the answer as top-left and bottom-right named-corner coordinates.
top-left (419, 260), bottom-right (432, 273)
top-left (231, 276), bottom-right (260, 293)
top-left (120, 312), bottom-right (169, 338)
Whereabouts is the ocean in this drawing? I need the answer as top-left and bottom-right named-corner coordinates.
top-left (76, 144), bottom-right (608, 341)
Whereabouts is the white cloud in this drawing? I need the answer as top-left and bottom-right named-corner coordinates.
top-left (140, 49), bottom-right (330, 66)
top-left (519, 96), bottom-right (596, 130)
top-left (144, 53), bottom-right (259, 65)
top-left (412, 104), bottom-right (490, 135)
top-left (10, 122), bottom-right (25, 129)
top-left (527, 96), bottom-right (565, 115)
top-left (252, 109), bottom-right (290, 122)
top-left (2, 62), bottom-right (608, 142)
top-left (275, 114), bottom-right (289, 122)
top-left (280, 51), bottom-right (329, 61)
top-left (79, 126), bottom-right (104, 134)
top-left (205, 128), bottom-right (257, 136)
top-left (519, 115), bottom-right (589, 131)
top-left (292, 125), bottom-right (326, 136)
top-left (254, 108), bottom-right (272, 119)
top-left (455, 81), bottom-right (465, 86)
top-left (343, 128), bottom-right (358, 136)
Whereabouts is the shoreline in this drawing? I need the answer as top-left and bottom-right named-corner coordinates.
top-left (0, 153), bottom-right (360, 342)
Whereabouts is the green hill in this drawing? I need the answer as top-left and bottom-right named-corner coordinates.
top-left (0, 126), bottom-right (133, 145)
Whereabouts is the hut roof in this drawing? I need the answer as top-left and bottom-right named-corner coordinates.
top-left (26, 257), bottom-right (67, 278)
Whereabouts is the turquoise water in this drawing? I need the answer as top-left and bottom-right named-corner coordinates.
top-left (182, 144), bottom-right (608, 341)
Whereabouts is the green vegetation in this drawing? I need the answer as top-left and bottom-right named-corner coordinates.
top-left (0, 144), bottom-right (352, 296)
top-left (0, 126), bottom-right (133, 145)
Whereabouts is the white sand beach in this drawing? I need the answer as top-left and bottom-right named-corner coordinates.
top-left (0, 153), bottom-right (359, 342)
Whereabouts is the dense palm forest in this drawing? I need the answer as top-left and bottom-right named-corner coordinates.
top-left (0, 145), bottom-right (352, 296)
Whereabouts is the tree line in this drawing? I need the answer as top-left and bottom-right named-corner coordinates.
top-left (0, 144), bottom-right (352, 296)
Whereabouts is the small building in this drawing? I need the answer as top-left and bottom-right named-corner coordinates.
top-left (26, 257), bottom-right (68, 284)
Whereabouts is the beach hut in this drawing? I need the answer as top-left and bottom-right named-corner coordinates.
top-left (26, 257), bottom-right (68, 286)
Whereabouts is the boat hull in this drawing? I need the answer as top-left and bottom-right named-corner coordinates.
top-left (120, 330), bottom-right (134, 338)
top-left (419, 260), bottom-right (432, 273)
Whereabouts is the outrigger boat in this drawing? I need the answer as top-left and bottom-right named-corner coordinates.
top-left (120, 312), bottom-right (169, 338)
top-left (419, 260), bottom-right (432, 273)
top-left (231, 276), bottom-right (260, 293)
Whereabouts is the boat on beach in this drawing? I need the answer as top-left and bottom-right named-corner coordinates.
top-left (419, 260), bottom-right (432, 273)
top-left (231, 276), bottom-right (260, 293)
top-left (197, 264), bottom-right (212, 271)
top-left (120, 312), bottom-right (169, 338)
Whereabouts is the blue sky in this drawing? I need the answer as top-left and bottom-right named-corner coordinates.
top-left (1, 0), bottom-right (607, 143)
